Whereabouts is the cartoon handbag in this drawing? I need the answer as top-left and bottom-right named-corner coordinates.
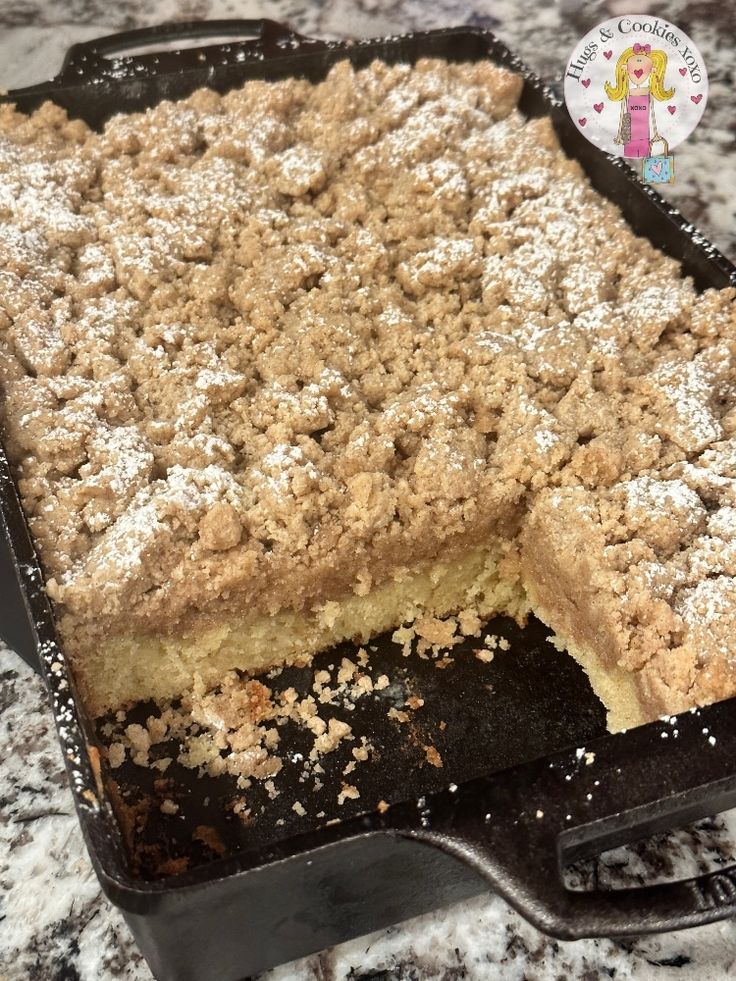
top-left (615, 100), bottom-right (632, 145)
top-left (643, 136), bottom-right (675, 184)
top-left (620, 110), bottom-right (632, 145)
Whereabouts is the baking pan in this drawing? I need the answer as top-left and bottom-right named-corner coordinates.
top-left (3, 19), bottom-right (736, 981)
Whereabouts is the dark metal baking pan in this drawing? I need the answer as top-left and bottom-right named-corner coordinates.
top-left (2, 19), bottom-right (736, 981)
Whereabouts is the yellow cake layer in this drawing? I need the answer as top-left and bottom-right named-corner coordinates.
top-left (78, 545), bottom-right (529, 717)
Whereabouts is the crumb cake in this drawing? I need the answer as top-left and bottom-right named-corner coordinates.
top-left (0, 57), bottom-right (734, 730)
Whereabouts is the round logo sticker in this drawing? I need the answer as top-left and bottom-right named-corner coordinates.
top-left (564, 15), bottom-right (708, 161)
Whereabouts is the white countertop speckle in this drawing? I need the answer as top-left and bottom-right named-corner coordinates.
top-left (1, 1), bottom-right (736, 979)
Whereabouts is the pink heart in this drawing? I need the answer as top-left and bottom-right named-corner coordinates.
top-left (593, 102), bottom-right (604, 113)
top-left (581, 78), bottom-right (591, 88)
top-left (668, 105), bottom-right (676, 115)
top-left (651, 160), bottom-right (663, 175)
top-left (679, 67), bottom-right (687, 76)
top-left (578, 117), bottom-right (587, 126)
top-left (634, 68), bottom-right (644, 79)
top-left (604, 50), bottom-right (613, 60)
top-left (691, 93), bottom-right (703, 104)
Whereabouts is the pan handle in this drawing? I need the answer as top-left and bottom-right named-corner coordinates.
top-left (384, 694), bottom-right (736, 938)
top-left (56, 19), bottom-right (325, 83)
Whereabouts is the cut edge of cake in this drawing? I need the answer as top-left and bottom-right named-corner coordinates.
top-left (76, 543), bottom-right (529, 717)
top-left (522, 588), bottom-right (649, 732)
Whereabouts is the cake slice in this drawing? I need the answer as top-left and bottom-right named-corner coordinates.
top-left (522, 439), bottom-right (736, 730)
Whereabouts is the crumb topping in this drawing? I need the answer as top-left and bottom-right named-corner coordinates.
top-left (0, 57), bottom-right (735, 724)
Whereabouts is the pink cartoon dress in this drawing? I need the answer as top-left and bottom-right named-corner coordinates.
top-left (625, 94), bottom-right (651, 157)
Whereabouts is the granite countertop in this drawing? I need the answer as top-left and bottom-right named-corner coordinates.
top-left (2, 1), bottom-right (736, 979)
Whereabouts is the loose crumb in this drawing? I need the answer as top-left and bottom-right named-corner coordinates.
top-left (338, 783), bottom-right (360, 805)
top-left (107, 742), bottom-right (126, 769)
top-left (388, 708), bottom-right (410, 724)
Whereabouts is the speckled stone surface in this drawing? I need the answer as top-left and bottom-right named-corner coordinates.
top-left (1, 2), bottom-right (736, 979)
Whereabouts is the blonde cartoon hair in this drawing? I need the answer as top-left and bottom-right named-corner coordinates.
top-left (604, 46), bottom-right (674, 102)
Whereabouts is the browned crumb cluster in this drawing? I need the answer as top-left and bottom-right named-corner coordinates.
top-left (1, 56), bottom-right (736, 726)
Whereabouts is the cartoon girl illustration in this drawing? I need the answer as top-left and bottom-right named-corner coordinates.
top-left (604, 43), bottom-right (675, 157)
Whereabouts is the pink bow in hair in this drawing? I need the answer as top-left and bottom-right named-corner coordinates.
top-left (632, 42), bottom-right (651, 54)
